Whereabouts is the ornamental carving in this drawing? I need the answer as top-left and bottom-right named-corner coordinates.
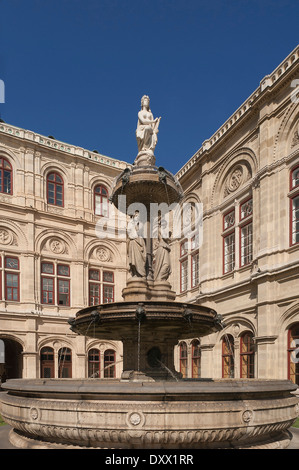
top-left (291, 128), bottom-right (299, 148)
top-left (0, 228), bottom-right (14, 246)
top-left (96, 247), bottom-right (111, 262)
top-left (223, 163), bottom-right (252, 198)
top-left (50, 239), bottom-right (67, 254)
top-left (242, 409), bottom-right (254, 423)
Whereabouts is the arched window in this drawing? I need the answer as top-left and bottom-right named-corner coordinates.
top-left (191, 339), bottom-right (201, 378)
top-left (288, 323), bottom-right (299, 385)
top-left (240, 332), bottom-right (255, 378)
top-left (58, 347), bottom-right (72, 378)
top-left (222, 335), bottom-right (234, 378)
top-left (47, 172), bottom-right (64, 207)
top-left (290, 165), bottom-right (299, 246)
top-left (0, 157), bottom-right (12, 194)
top-left (88, 348), bottom-right (100, 378)
top-left (40, 347), bottom-right (54, 378)
top-left (94, 185), bottom-right (108, 216)
top-left (104, 349), bottom-right (115, 378)
top-left (179, 341), bottom-right (188, 378)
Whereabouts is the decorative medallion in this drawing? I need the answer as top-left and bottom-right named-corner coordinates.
top-left (0, 228), bottom-right (13, 245)
top-left (96, 247), bottom-right (111, 262)
top-left (30, 407), bottom-right (39, 421)
top-left (242, 409), bottom-right (253, 423)
top-left (50, 238), bottom-right (66, 254)
top-left (223, 163), bottom-right (252, 198)
top-left (291, 129), bottom-right (299, 148)
top-left (126, 411), bottom-right (145, 428)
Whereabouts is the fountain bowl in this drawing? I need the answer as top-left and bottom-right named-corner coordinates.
top-left (1, 378), bottom-right (298, 449)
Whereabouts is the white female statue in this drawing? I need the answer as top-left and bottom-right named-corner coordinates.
top-left (135, 95), bottom-right (161, 166)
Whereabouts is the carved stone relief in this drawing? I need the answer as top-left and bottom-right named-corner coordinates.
top-left (0, 228), bottom-right (17, 246)
top-left (223, 163), bottom-right (252, 197)
top-left (96, 247), bottom-right (111, 262)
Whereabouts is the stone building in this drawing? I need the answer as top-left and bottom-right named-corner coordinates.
top-left (0, 45), bottom-right (299, 385)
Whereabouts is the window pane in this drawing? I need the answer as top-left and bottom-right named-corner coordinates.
top-left (103, 284), bottom-right (114, 303)
top-left (89, 269), bottom-right (100, 281)
top-left (292, 196), bottom-right (299, 244)
top-left (103, 271), bottom-right (113, 283)
top-left (224, 233), bottom-right (235, 273)
top-left (241, 223), bottom-right (253, 266)
top-left (5, 257), bottom-right (19, 269)
top-left (224, 210), bottom-right (235, 230)
top-left (292, 168), bottom-right (299, 189)
top-left (58, 279), bottom-right (70, 305)
top-left (4, 171), bottom-right (11, 193)
top-left (41, 262), bottom-right (54, 274)
top-left (240, 199), bottom-right (253, 220)
top-left (42, 277), bottom-right (54, 304)
top-left (89, 283), bottom-right (100, 305)
top-left (191, 253), bottom-right (199, 287)
top-left (180, 258), bottom-right (188, 292)
top-left (57, 265), bottom-right (70, 276)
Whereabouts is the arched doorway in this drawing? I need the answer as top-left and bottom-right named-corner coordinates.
top-left (0, 337), bottom-right (23, 381)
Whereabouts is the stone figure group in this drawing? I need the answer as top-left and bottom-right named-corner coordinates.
top-left (127, 211), bottom-right (171, 282)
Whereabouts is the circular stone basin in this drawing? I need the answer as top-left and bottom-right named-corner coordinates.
top-left (1, 378), bottom-right (298, 449)
top-left (69, 301), bottom-right (223, 341)
top-left (110, 165), bottom-right (183, 210)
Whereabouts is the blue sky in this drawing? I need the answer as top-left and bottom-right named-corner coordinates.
top-left (0, 0), bottom-right (298, 174)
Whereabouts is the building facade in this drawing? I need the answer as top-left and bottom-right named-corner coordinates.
top-left (1, 46), bottom-right (299, 385)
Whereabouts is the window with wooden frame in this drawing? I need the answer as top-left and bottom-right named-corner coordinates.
top-left (240, 332), bottom-right (255, 378)
top-left (88, 348), bottom-right (100, 378)
top-left (89, 269), bottom-right (114, 305)
top-left (180, 240), bottom-right (188, 292)
top-left (47, 172), bottom-right (64, 207)
top-left (222, 209), bottom-right (235, 274)
top-left (0, 157), bottom-right (12, 194)
top-left (41, 261), bottom-right (70, 306)
top-left (40, 347), bottom-right (55, 379)
top-left (4, 256), bottom-right (20, 302)
top-left (240, 198), bottom-right (253, 267)
top-left (222, 335), bottom-right (235, 378)
top-left (288, 323), bottom-right (299, 386)
top-left (94, 185), bottom-right (109, 217)
top-left (179, 341), bottom-right (188, 378)
top-left (191, 235), bottom-right (199, 288)
top-left (104, 349), bottom-right (116, 378)
top-left (58, 347), bottom-right (72, 378)
top-left (290, 165), bottom-right (299, 246)
top-left (191, 339), bottom-right (201, 378)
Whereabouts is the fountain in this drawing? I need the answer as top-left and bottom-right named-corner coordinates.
top-left (0, 96), bottom-right (298, 449)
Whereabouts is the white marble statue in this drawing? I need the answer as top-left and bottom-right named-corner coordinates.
top-left (127, 211), bottom-right (146, 278)
top-left (135, 95), bottom-right (161, 165)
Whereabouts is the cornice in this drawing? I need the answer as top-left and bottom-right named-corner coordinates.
top-left (176, 45), bottom-right (299, 181)
top-left (0, 122), bottom-right (128, 172)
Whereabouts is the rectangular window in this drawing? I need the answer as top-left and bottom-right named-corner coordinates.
top-left (180, 258), bottom-right (188, 292)
top-left (41, 262), bottom-right (54, 274)
top-left (291, 195), bottom-right (299, 245)
top-left (223, 210), bottom-right (235, 230)
top-left (191, 252), bottom-right (199, 288)
top-left (89, 283), bottom-right (100, 306)
top-left (5, 272), bottom-right (19, 301)
top-left (57, 264), bottom-right (70, 277)
top-left (58, 279), bottom-right (70, 306)
top-left (223, 232), bottom-right (235, 273)
top-left (42, 277), bottom-right (54, 304)
top-left (240, 222), bottom-right (253, 266)
top-left (240, 198), bottom-right (253, 220)
top-left (103, 284), bottom-right (114, 303)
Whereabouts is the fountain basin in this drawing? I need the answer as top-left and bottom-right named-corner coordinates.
top-left (69, 301), bottom-right (224, 381)
top-left (1, 378), bottom-right (298, 449)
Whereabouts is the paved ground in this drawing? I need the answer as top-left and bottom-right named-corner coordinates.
top-left (1, 424), bottom-right (299, 450)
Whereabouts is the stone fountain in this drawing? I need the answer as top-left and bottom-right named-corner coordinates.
top-left (0, 96), bottom-right (298, 449)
